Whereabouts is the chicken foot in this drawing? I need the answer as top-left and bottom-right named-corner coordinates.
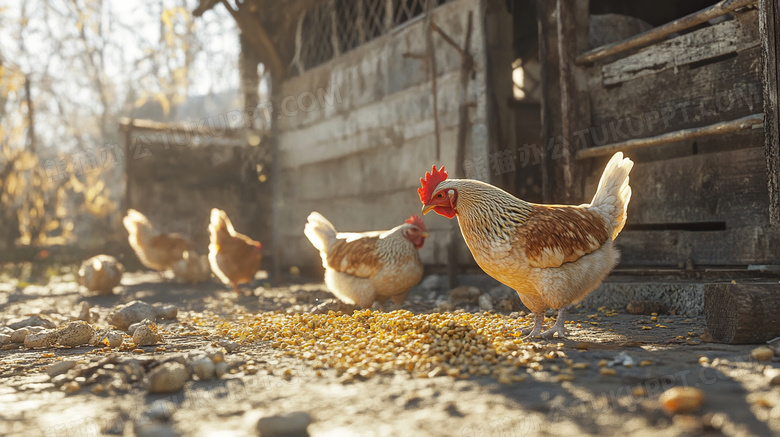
top-left (541, 306), bottom-right (570, 339)
top-left (519, 313), bottom-right (546, 338)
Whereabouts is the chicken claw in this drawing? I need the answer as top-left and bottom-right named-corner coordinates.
top-left (541, 307), bottom-right (569, 339)
top-left (518, 313), bottom-right (545, 339)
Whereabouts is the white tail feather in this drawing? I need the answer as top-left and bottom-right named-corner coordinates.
top-left (304, 212), bottom-right (337, 253)
top-left (590, 152), bottom-right (634, 239)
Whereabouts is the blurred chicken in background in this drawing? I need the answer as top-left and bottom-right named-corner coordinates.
top-left (122, 209), bottom-right (193, 277)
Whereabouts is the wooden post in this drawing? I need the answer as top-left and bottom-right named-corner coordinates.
top-left (555, 0), bottom-right (590, 202)
top-left (430, 12), bottom-right (474, 289)
top-left (536, 0), bottom-right (554, 203)
top-left (705, 282), bottom-right (780, 343)
top-left (424, 0), bottom-right (441, 160)
top-left (760, 0), bottom-right (780, 224)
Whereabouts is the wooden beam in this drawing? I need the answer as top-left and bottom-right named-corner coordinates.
top-left (536, 0), bottom-right (553, 202)
top-left (760, 0), bottom-right (780, 223)
top-left (556, 0), bottom-right (590, 202)
top-left (705, 282), bottom-right (780, 343)
top-left (220, 0), bottom-right (285, 80)
top-left (576, 113), bottom-right (764, 159)
top-left (577, 0), bottom-right (757, 65)
top-left (446, 11), bottom-right (474, 289)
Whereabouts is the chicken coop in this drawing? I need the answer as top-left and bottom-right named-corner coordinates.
top-left (120, 118), bottom-right (272, 260)
top-left (194, 0), bottom-right (780, 334)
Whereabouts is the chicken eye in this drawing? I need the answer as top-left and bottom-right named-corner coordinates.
top-left (436, 193), bottom-right (443, 198)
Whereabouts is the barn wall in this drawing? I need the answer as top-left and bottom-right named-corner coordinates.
top-left (570, 6), bottom-right (773, 267)
top-left (275, 0), bottom-right (489, 272)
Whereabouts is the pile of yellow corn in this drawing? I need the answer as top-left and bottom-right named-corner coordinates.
top-left (214, 310), bottom-right (582, 382)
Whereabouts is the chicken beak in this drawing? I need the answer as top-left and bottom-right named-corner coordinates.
top-left (422, 204), bottom-right (436, 215)
top-left (421, 232), bottom-right (430, 238)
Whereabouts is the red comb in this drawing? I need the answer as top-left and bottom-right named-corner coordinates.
top-left (405, 215), bottom-right (426, 231)
top-left (418, 165), bottom-right (448, 204)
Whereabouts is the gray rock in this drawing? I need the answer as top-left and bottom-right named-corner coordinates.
top-left (145, 400), bottom-right (177, 422)
top-left (47, 360), bottom-right (78, 377)
top-left (24, 330), bottom-right (60, 348)
top-left (107, 301), bottom-right (178, 330)
top-left (8, 315), bottom-right (57, 330)
top-left (58, 321), bottom-right (96, 347)
top-left (191, 357), bottom-right (215, 381)
top-left (134, 423), bottom-right (179, 437)
top-left (214, 361), bottom-right (229, 378)
top-left (132, 322), bottom-right (163, 347)
top-left (256, 411), bottom-right (313, 437)
top-left (147, 362), bottom-right (188, 393)
top-left (448, 286), bottom-right (481, 305)
top-left (0, 334), bottom-right (10, 346)
top-left (11, 328), bottom-right (31, 343)
top-left (478, 295), bottom-right (494, 312)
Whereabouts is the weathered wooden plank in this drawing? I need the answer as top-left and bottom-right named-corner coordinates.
top-left (623, 147), bottom-right (769, 227)
top-left (617, 225), bottom-right (780, 266)
top-left (278, 70), bottom-right (482, 168)
top-left (602, 12), bottom-right (760, 85)
top-left (760, 0), bottom-right (780, 223)
top-left (577, 0), bottom-right (758, 65)
top-left (556, 0), bottom-right (590, 202)
top-left (589, 45), bottom-right (763, 143)
top-left (575, 113), bottom-right (764, 159)
top-left (536, 0), bottom-right (558, 202)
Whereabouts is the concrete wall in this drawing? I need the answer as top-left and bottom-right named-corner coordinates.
top-left (276, 0), bottom-right (490, 272)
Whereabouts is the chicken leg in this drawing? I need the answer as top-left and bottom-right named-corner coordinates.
top-left (520, 313), bottom-right (546, 338)
top-left (541, 306), bottom-right (570, 339)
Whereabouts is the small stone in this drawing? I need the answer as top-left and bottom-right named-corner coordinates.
top-left (11, 328), bottom-right (30, 343)
top-left (576, 342), bottom-right (590, 350)
top-left (47, 360), bottom-right (78, 377)
top-left (478, 295), bottom-right (494, 312)
top-left (24, 330), bottom-right (59, 348)
top-left (771, 374), bottom-right (780, 386)
top-left (134, 423), bottom-right (180, 437)
top-left (107, 301), bottom-right (178, 330)
top-left (751, 346), bottom-right (774, 362)
top-left (191, 357), bottom-right (215, 381)
top-left (214, 361), bottom-right (229, 378)
top-left (7, 315), bottom-right (57, 330)
top-left (0, 334), bottom-right (9, 346)
top-left (147, 362), bottom-right (188, 393)
top-left (448, 286), bottom-right (481, 305)
top-left (102, 331), bottom-right (125, 348)
top-left (58, 321), bottom-right (96, 347)
top-left (256, 411), bottom-right (313, 437)
top-left (660, 387), bottom-right (705, 414)
top-left (133, 322), bottom-right (163, 347)
top-left (217, 340), bottom-right (239, 354)
top-left (146, 400), bottom-right (177, 422)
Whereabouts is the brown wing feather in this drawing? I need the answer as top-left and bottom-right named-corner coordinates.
top-left (520, 205), bottom-right (610, 269)
top-left (325, 236), bottom-right (383, 278)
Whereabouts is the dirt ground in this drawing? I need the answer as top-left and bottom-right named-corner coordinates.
top-left (1, 271), bottom-right (779, 437)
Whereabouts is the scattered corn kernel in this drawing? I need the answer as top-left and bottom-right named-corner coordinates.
top-left (660, 387), bottom-right (705, 414)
